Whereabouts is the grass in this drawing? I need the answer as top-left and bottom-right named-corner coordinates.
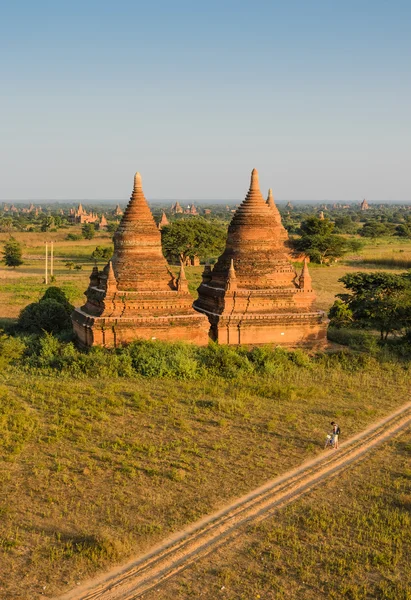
top-left (0, 355), bottom-right (410, 599)
top-left (145, 428), bottom-right (411, 600)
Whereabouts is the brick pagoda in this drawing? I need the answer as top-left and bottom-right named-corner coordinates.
top-left (193, 169), bottom-right (327, 346)
top-left (72, 172), bottom-right (209, 347)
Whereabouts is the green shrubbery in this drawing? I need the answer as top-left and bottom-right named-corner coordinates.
top-left (17, 287), bottom-right (74, 335)
top-left (0, 330), bottom-right (409, 381)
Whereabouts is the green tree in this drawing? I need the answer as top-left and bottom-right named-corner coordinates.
top-left (91, 245), bottom-right (113, 264)
top-left (328, 298), bottom-right (353, 328)
top-left (40, 216), bottom-right (54, 232)
top-left (65, 261), bottom-right (75, 270)
top-left (333, 216), bottom-right (358, 234)
top-left (2, 237), bottom-right (23, 268)
top-left (82, 223), bottom-right (95, 240)
top-left (336, 272), bottom-right (411, 340)
top-left (359, 221), bottom-right (394, 238)
top-left (161, 218), bottom-right (226, 263)
top-left (17, 287), bottom-right (74, 334)
top-left (292, 217), bottom-right (361, 264)
top-left (395, 223), bottom-right (411, 238)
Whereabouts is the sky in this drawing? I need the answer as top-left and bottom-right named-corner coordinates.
top-left (1, 0), bottom-right (410, 201)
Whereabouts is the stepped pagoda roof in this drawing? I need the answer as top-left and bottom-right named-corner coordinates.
top-left (111, 173), bottom-right (174, 291)
top-left (208, 169), bottom-right (295, 290)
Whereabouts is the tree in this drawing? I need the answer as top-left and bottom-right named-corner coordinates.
top-left (65, 262), bottom-right (75, 270)
top-left (40, 216), bottom-right (54, 232)
top-left (328, 298), bottom-right (353, 328)
top-left (333, 216), bottom-right (358, 234)
top-left (91, 245), bottom-right (113, 264)
top-left (395, 223), bottom-right (411, 238)
top-left (17, 287), bottom-right (74, 334)
top-left (292, 217), bottom-right (361, 264)
top-left (82, 223), bottom-right (95, 239)
top-left (359, 221), bottom-right (395, 238)
top-left (336, 272), bottom-right (411, 340)
top-left (2, 237), bottom-right (23, 268)
top-left (161, 218), bottom-right (227, 263)
top-left (299, 216), bottom-right (334, 237)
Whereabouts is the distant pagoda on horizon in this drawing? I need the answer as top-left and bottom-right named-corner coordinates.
top-left (193, 169), bottom-right (327, 346)
top-left (72, 172), bottom-right (209, 347)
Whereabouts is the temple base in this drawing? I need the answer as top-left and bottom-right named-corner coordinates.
top-left (206, 312), bottom-right (328, 347)
top-left (72, 309), bottom-right (210, 348)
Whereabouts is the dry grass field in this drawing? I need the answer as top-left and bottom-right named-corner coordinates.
top-left (149, 427), bottom-right (411, 600)
top-left (0, 359), bottom-right (410, 599)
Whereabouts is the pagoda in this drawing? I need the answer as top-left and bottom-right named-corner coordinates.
top-left (157, 211), bottom-right (169, 230)
top-left (360, 198), bottom-right (369, 210)
top-left (193, 169), bottom-right (327, 346)
top-left (72, 172), bottom-right (209, 347)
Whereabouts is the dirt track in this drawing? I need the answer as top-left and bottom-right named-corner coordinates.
top-left (58, 402), bottom-right (411, 600)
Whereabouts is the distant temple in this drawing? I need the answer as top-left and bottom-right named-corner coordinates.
top-left (157, 211), bottom-right (169, 230)
top-left (114, 204), bottom-right (123, 216)
top-left (193, 169), bottom-right (327, 346)
top-left (184, 204), bottom-right (198, 215)
top-left (68, 203), bottom-right (99, 224)
top-left (360, 198), bottom-right (369, 210)
top-left (99, 214), bottom-right (108, 229)
top-left (171, 201), bottom-right (183, 214)
top-left (72, 173), bottom-right (209, 347)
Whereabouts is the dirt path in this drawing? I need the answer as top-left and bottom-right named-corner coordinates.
top-left (58, 402), bottom-right (411, 600)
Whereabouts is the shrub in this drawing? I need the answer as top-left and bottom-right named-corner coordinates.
top-left (0, 332), bottom-right (26, 368)
top-left (18, 299), bottom-right (73, 334)
top-left (197, 343), bottom-right (254, 379)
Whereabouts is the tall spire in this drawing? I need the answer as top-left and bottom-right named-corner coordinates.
top-left (204, 168), bottom-right (294, 290)
top-left (299, 257), bottom-right (312, 291)
top-left (266, 188), bottom-right (275, 207)
top-left (111, 171), bottom-right (174, 291)
top-left (121, 172), bottom-right (156, 224)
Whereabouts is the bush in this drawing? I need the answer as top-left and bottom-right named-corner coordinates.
top-left (327, 327), bottom-right (380, 354)
top-left (18, 286), bottom-right (74, 334)
top-left (18, 299), bottom-right (73, 334)
top-left (0, 332), bottom-right (26, 368)
top-left (126, 340), bottom-right (201, 379)
top-left (197, 343), bottom-right (254, 379)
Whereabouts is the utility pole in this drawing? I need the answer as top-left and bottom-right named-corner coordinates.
top-left (45, 241), bottom-right (48, 285)
top-left (50, 241), bottom-right (54, 278)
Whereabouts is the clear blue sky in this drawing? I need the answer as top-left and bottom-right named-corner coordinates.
top-left (1, 0), bottom-right (410, 201)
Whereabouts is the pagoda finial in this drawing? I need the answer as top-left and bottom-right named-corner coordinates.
top-left (226, 258), bottom-right (237, 292)
top-left (250, 168), bottom-right (259, 191)
top-left (266, 188), bottom-right (275, 208)
top-left (299, 257), bottom-right (312, 291)
top-left (105, 260), bottom-right (118, 294)
top-left (177, 259), bottom-right (189, 292)
top-left (134, 172), bottom-right (142, 189)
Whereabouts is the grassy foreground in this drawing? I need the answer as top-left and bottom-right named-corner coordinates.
top-left (150, 429), bottom-right (411, 600)
top-left (0, 352), bottom-right (410, 599)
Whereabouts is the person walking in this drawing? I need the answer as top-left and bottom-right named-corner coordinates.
top-left (330, 421), bottom-right (340, 449)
